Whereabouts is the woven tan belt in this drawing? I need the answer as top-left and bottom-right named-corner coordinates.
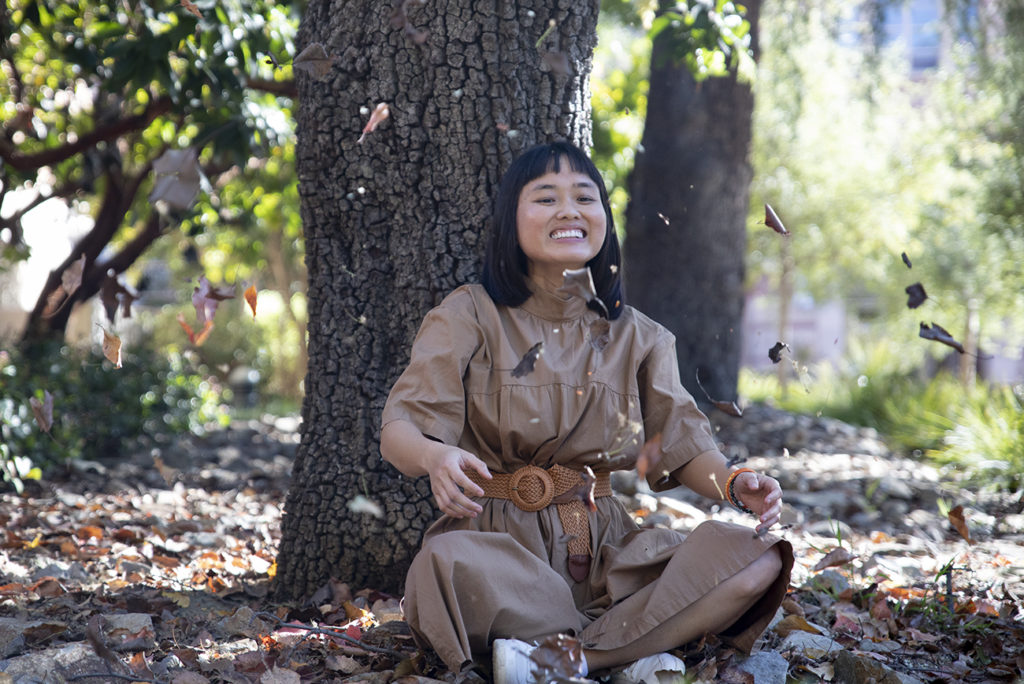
top-left (464, 464), bottom-right (612, 582)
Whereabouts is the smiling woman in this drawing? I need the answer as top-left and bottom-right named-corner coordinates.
top-left (378, 141), bottom-right (793, 683)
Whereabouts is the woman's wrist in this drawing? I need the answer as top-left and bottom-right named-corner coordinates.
top-left (724, 467), bottom-right (756, 515)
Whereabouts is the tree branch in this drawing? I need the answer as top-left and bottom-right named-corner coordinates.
top-left (0, 96), bottom-right (173, 172)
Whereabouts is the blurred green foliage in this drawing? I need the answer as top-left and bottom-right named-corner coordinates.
top-left (0, 342), bottom-right (227, 491)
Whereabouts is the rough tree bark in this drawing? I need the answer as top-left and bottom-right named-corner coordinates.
top-left (624, 1), bottom-right (761, 405)
top-left (275, 0), bottom-right (598, 599)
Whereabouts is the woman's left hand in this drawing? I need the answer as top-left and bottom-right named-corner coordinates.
top-left (734, 471), bottom-right (783, 535)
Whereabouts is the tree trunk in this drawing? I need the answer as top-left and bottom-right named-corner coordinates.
top-left (623, 1), bottom-right (761, 405)
top-left (275, 0), bottom-right (598, 599)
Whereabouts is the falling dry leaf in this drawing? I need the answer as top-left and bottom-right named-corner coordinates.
top-left (177, 313), bottom-right (214, 346)
top-left (764, 203), bottom-right (789, 236)
top-left (347, 495), bottom-right (384, 519)
top-left (150, 147), bottom-right (203, 210)
top-left (768, 341), bottom-right (790, 364)
top-left (28, 390), bottom-right (54, 435)
top-left (100, 271), bottom-right (136, 322)
top-left (389, 0), bottom-right (429, 44)
top-left (589, 318), bottom-right (610, 352)
top-left (558, 267), bottom-right (608, 318)
top-left (540, 49), bottom-right (572, 76)
top-left (694, 370), bottom-right (743, 417)
top-left (292, 42), bottom-right (333, 78)
top-left (947, 505), bottom-right (973, 543)
top-left (657, 212), bottom-right (670, 225)
top-left (905, 282), bottom-right (928, 309)
top-left (180, 0), bottom-right (202, 18)
top-left (61, 255), bottom-right (87, 297)
top-left (635, 433), bottom-right (662, 482)
top-left (510, 342), bottom-right (543, 378)
top-left (358, 102), bottom-right (390, 143)
top-left (101, 328), bottom-right (122, 368)
top-left (919, 322), bottom-right (965, 354)
top-left (244, 284), bottom-right (258, 319)
top-left (192, 275), bottom-right (235, 325)
top-left (529, 633), bottom-right (585, 681)
top-left (812, 546), bottom-right (857, 572)
top-left (901, 251), bottom-right (913, 269)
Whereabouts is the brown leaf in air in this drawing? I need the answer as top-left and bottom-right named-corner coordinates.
top-left (29, 390), bottom-right (54, 435)
top-left (948, 505), bottom-right (973, 543)
top-left (177, 313), bottom-right (214, 346)
top-left (589, 318), bottom-right (610, 352)
top-left (244, 284), bottom-right (258, 319)
top-left (812, 546), bottom-right (857, 572)
top-left (901, 251), bottom-right (913, 268)
top-left (358, 102), bottom-right (390, 143)
top-left (764, 203), bottom-right (789, 235)
top-left (636, 433), bottom-right (662, 482)
top-left (529, 634), bottom-right (585, 681)
top-left (192, 275), bottom-right (235, 325)
top-left (101, 328), bottom-right (122, 368)
top-left (768, 341), bottom-right (790, 364)
top-left (558, 267), bottom-right (608, 318)
top-left (695, 370), bottom-right (743, 417)
top-left (292, 43), bottom-right (333, 79)
top-left (99, 271), bottom-right (137, 322)
top-left (150, 147), bottom-right (203, 210)
top-left (180, 0), bottom-right (202, 18)
top-left (62, 255), bottom-right (87, 297)
top-left (905, 282), bottom-right (928, 309)
top-left (919, 321), bottom-right (965, 354)
top-left (511, 342), bottom-right (543, 378)
top-left (540, 49), bottom-right (572, 76)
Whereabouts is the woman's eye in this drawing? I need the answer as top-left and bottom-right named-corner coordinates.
top-left (578, 195), bottom-right (596, 203)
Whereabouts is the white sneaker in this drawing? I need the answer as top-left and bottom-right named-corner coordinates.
top-left (493, 638), bottom-right (537, 684)
top-left (621, 652), bottom-right (687, 684)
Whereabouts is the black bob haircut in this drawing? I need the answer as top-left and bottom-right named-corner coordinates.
top-left (481, 141), bottom-right (625, 320)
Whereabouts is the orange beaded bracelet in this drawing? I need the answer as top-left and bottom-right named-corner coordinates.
top-left (725, 467), bottom-right (756, 515)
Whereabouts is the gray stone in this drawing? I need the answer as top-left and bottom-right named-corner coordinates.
top-left (833, 649), bottom-right (923, 684)
top-left (0, 619), bottom-right (66, 659)
top-left (805, 569), bottom-right (851, 595)
top-left (104, 613), bottom-right (155, 651)
top-left (0, 642), bottom-right (105, 683)
top-left (778, 632), bottom-right (842, 660)
top-left (735, 650), bottom-right (788, 684)
top-left (875, 476), bottom-right (914, 501)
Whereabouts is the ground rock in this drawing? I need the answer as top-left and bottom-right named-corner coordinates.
top-left (833, 650), bottom-right (923, 684)
top-left (104, 613), bottom-right (156, 650)
top-left (735, 650), bottom-right (788, 684)
top-left (0, 619), bottom-right (66, 659)
top-left (0, 642), bottom-right (105, 683)
top-left (778, 632), bottom-right (842, 660)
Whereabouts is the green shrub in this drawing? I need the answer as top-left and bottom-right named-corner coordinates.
top-left (0, 341), bottom-right (227, 489)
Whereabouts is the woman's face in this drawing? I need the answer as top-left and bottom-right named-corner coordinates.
top-left (515, 163), bottom-right (607, 286)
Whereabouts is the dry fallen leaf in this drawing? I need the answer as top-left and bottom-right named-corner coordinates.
top-left (764, 203), bottom-right (789, 235)
top-left (812, 546), bottom-right (857, 572)
top-left (192, 275), bottom-right (235, 325)
top-left (180, 0), bottom-right (202, 18)
top-left (61, 254), bottom-right (87, 297)
top-left (510, 342), bottom-right (543, 378)
top-left (768, 341), bottom-right (790, 364)
top-left (292, 42), bottom-right (333, 78)
top-left (558, 267), bottom-right (608, 318)
top-left (244, 283), bottom-right (258, 318)
top-left (905, 282), bottom-right (928, 309)
top-left (100, 270), bottom-right (137, 322)
top-left (773, 614), bottom-right (823, 638)
top-left (101, 328), bottom-right (122, 368)
top-left (695, 370), bottom-right (743, 417)
top-left (149, 147), bottom-right (203, 210)
top-left (947, 504), bottom-right (973, 543)
top-left (635, 433), bottom-right (662, 482)
top-left (177, 313), bottom-right (214, 346)
top-left (29, 390), bottom-right (54, 435)
top-left (919, 321), bottom-right (965, 354)
top-left (358, 102), bottom-right (390, 143)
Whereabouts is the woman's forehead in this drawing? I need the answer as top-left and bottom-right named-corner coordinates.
top-left (523, 168), bottom-right (596, 190)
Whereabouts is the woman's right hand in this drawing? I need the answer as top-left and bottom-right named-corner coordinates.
top-left (426, 446), bottom-right (492, 518)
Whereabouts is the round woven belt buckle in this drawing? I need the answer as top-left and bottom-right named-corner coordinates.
top-left (509, 465), bottom-right (554, 512)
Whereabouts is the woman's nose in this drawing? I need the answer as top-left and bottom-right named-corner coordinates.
top-left (556, 200), bottom-right (581, 218)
